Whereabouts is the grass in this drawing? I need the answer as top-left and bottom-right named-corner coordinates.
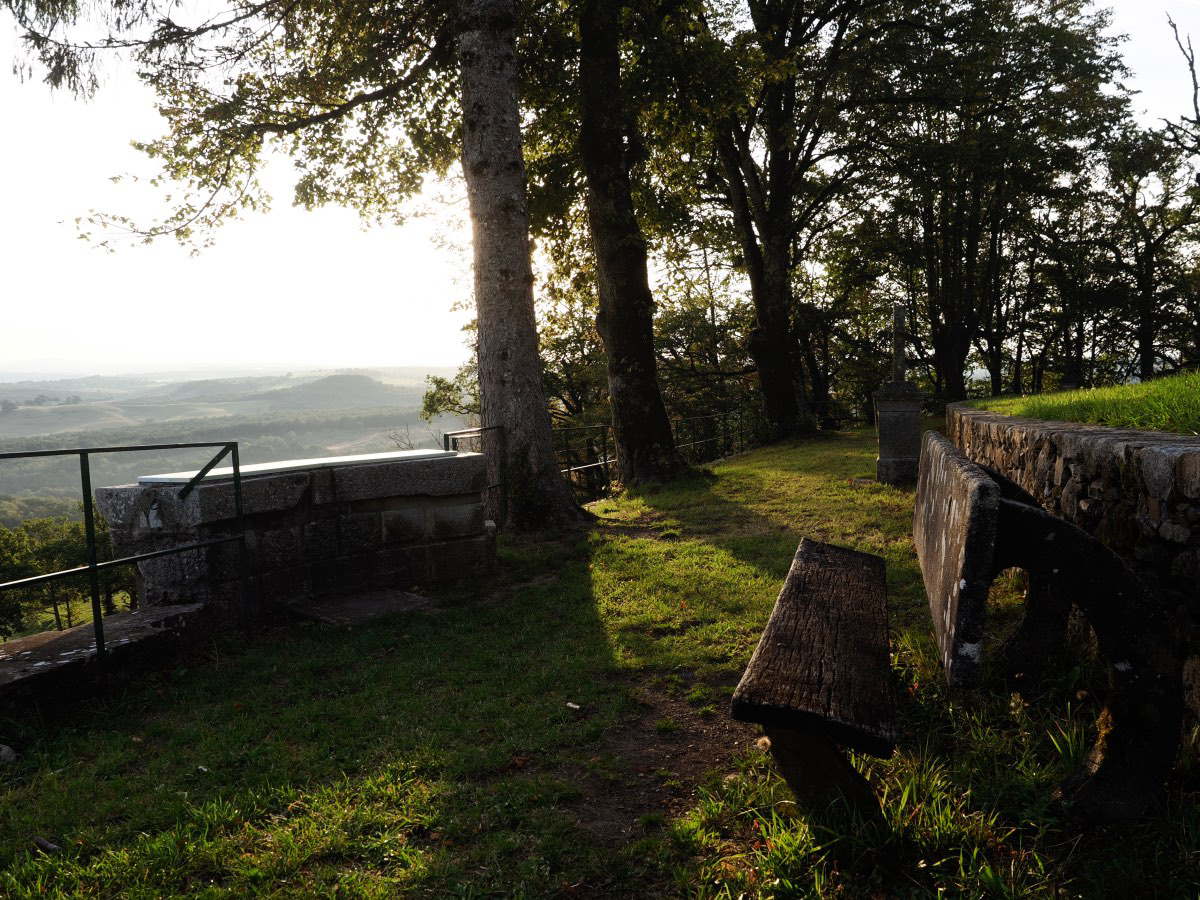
top-left (969, 370), bottom-right (1200, 434)
top-left (0, 429), bottom-right (1197, 896)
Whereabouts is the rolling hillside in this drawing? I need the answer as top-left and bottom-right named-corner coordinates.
top-left (0, 367), bottom-right (466, 502)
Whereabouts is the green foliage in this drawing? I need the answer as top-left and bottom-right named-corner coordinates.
top-left (0, 524), bottom-right (33, 635)
top-left (10, 1), bottom-right (461, 245)
top-left (420, 368), bottom-right (480, 423)
top-left (0, 510), bottom-right (135, 638)
top-left (970, 370), bottom-right (1200, 434)
top-left (0, 495), bottom-right (81, 528)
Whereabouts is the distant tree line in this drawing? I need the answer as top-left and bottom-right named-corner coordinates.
top-left (0, 514), bottom-right (134, 639)
top-left (0, 396), bottom-right (83, 412)
top-left (9, 0), bottom-right (1200, 527)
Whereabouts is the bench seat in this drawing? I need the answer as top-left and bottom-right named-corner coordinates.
top-left (732, 539), bottom-right (895, 818)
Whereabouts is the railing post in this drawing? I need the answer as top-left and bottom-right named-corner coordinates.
top-left (79, 452), bottom-right (106, 667)
top-left (601, 425), bottom-right (610, 494)
top-left (230, 442), bottom-right (253, 628)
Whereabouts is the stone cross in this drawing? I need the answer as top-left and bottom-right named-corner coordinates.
top-left (891, 303), bottom-right (906, 383)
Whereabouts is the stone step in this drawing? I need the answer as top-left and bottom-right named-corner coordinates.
top-left (0, 605), bottom-right (214, 716)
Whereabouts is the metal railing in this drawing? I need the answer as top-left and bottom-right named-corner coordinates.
top-left (444, 426), bottom-right (508, 528)
top-left (551, 409), bottom-right (781, 502)
top-left (441, 402), bottom-right (865, 513)
top-left (0, 442), bottom-right (249, 673)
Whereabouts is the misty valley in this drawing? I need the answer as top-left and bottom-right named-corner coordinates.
top-left (0, 367), bottom-right (465, 524)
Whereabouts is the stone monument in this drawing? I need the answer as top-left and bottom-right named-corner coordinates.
top-left (873, 303), bottom-right (924, 484)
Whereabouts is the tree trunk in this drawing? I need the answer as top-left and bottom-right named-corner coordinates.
top-left (714, 131), bottom-right (806, 436)
top-left (578, 0), bottom-right (684, 486)
top-left (1137, 270), bottom-right (1156, 381)
top-left (457, 0), bottom-right (585, 530)
top-left (1012, 319), bottom-right (1024, 395)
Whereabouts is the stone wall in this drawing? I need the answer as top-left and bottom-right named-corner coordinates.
top-left (946, 404), bottom-right (1199, 710)
top-left (95, 453), bottom-right (496, 621)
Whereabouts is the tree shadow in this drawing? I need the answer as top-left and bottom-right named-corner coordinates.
top-left (0, 530), bottom-right (757, 895)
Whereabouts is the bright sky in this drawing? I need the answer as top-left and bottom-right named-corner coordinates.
top-left (0, 3), bottom-right (1197, 379)
top-left (0, 17), bottom-right (475, 379)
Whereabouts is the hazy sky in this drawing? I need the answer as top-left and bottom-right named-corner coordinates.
top-left (1, 3), bottom-right (1198, 379)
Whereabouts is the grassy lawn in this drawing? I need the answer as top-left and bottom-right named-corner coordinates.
top-left (969, 370), bottom-right (1200, 435)
top-left (1, 428), bottom-right (1197, 896)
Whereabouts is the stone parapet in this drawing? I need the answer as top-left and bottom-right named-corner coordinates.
top-left (95, 452), bottom-right (496, 620)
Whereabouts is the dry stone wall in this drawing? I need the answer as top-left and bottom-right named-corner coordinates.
top-left (95, 453), bottom-right (496, 621)
top-left (947, 404), bottom-right (1200, 712)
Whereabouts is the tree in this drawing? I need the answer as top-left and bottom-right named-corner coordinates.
top-left (8, 0), bottom-right (584, 529)
top-left (868, 0), bottom-right (1125, 401)
top-left (688, 0), bottom-right (888, 433)
top-left (458, 0), bottom-right (585, 527)
top-left (0, 524), bottom-right (33, 637)
top-left (1100, 127), bottom-right (1200, 380)
top-left (577, 0), bottom-right (684, 484)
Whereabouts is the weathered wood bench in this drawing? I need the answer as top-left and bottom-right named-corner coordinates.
top-left (732, 539), bottom-right (896, 820)
top-left (914, 431), bottom-right (1182, 823)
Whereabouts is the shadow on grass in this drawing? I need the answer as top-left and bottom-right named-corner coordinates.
top-left (0, 534), bottom-right (664, 896)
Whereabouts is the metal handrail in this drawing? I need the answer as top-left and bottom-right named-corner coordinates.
top-left (444, 426), bottom-right (508, 528)
top-left (0, 442), bottom-right (249, 671)
top-left (550, 408), bottom-right (777, 501)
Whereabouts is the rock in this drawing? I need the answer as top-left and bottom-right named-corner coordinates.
top-left (0, 744), bottom-right (16, 766)
top-left (1179, 452), bottom-right (1200, 500)
top-left (1160, 522), bottom-right (1192, 544)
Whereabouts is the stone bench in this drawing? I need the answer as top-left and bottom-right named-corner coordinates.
top-left (914, 430), bottom-right (1182, 822)
top-left (96, 450), bottom-right (497, 622)
top-left (732, 539), bottom-right (896, 819)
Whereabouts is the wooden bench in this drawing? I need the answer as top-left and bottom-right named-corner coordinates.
top-left (732, 539), bottom-right (896, 820)
top-left (914, 431), bottom-right (1182, 823)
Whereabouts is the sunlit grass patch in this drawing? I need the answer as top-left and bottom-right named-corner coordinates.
top-left (971, 370), bottom-right (1200, 434)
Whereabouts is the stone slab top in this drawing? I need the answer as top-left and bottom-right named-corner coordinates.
top-left (137, 449), bottom-right (459, 484)
top-left (914, 430), bottom-right (999, 686)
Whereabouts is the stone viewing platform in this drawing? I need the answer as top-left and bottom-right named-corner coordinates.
top-left (96, 449), bottom-right (497, 620)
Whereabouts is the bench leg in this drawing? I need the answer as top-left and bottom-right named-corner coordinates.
top-left (762, 725), bottom-right (881, 823)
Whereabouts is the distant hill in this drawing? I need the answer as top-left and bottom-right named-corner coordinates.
top-left (0, 403), bottom-right (141, 438)
top-left (150, 375), bottom-right (312, 402)
top-left (0, 374), bottom-right (154, 404)
top-left (249, 374), bottom-right (419, 410)
top-left (0, 367), bottom-right (463, 445)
